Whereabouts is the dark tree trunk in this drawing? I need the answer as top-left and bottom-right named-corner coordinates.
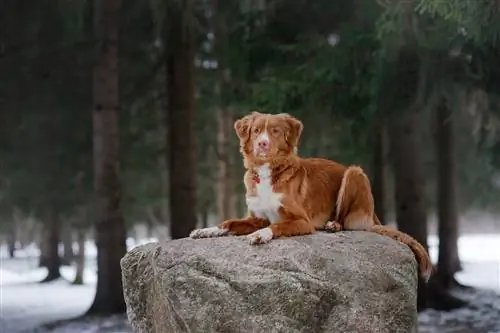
top-left (201, 206), bottom-right (209, 228)
top-left (217, 107), bottom-right (237, 221)
top-left (372, 122), bottom-right (388, 224)
top-left (8, 241), bottom-right (15, 258)
top-left (41, 209), bottom-right (62, 283)
top-left (435, 98), bottom-right (462, 288)
top-left (73, 227), bottom-right (86, 285)
top-left (62, 226), bottom-right (74, 265)
top-left (146, 216), bottom-right (155, 238)
top-left (7, 229), bottom-right (16, 258)
top-left (387, 49), bottom-right (466, 311)
top-left (214, 0), bottom-right (237, 222)
top-left (165, 0), bottom-right (197, 239)
top-left (389, 109), bottom-right (429, 311)
top-left (38, 231), bottom-right (49, 268)
top-left (87, 0), bottom-right (127, 315)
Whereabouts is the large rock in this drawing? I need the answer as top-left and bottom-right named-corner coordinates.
top-left (121, 231), bottom-right (418, 333)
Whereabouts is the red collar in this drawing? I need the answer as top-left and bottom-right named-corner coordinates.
top-left (252, 174), bottom-right (277, 191)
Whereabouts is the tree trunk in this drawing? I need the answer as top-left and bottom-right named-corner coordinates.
top-left (389, 109), bottom-right (429, 311)
top-left (165, 0), bottom-right (197, 239)
top-left (389, 105), bottom-right (466, 312)
top-left (154, 104), bottom-right (169, 227)
top-left (146, 214), bottom-right (155, 238)
top-left (38, 227), bottom-right (49, 268)
top-left (435, 97), bottom-right (461, 288)
top-left (7, 228), bottom-right (16, 258)
top-left (372, 122), bottom-right (388, 224)
top-left (87, 0), bottom-right (127, 315)
top-left (62, 226), bottom-right (74, 265)
top-left (7, 239), bottom-right (15, 258)
top-left (214, 0), bottom-right (237, 222)
top-left (217, 107), bottom-right (237, 221)
top-left (201, 205), bottom-right (209, 228)
top-left (73, 227), bottom-right (86, 285)
top-left (157, 111), bottom-right (169, 227)
top-left (41, 209), bottom-right (61, 283)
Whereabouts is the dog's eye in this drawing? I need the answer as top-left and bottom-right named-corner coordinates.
top-left (271, 128), bottom-right (280, 135)
top-left (252, 127), bottom-right (260, 134)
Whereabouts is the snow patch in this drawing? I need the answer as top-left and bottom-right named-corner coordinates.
top-left (428, 234), bottom-right (500, 263)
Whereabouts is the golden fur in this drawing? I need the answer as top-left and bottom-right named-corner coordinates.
top-left (190, 111), bottom-right (432, 281)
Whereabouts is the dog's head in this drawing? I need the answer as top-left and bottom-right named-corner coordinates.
top-left (234, 111), bottom-right (303, 160)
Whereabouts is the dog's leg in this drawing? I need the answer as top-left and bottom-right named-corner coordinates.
top-left (190, 216), bottom-right (269, 239)
top-left (247, 198), bottom-right (315, 244)
top-left (220, 217), bottom-right (270, 235)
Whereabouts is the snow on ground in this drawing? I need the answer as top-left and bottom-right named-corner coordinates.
top-left (0, 266), bottom-right (97, 333)
top-left (0, 238), bottom-right (157, 333)
top-left (0, 234), bottom-right (499, 333)
top-left (428, 234), bottom-right (500, 291)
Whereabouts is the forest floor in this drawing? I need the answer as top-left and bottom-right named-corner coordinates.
top-left (1, 234), bottom-right (499, 333)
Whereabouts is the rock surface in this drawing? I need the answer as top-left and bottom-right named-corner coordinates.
top-left (121, 231), bottom-right (419, 333)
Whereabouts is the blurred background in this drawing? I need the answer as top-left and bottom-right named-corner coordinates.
top-left (1, 0), bottom-right (499, 332)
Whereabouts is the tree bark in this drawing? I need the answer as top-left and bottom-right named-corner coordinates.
top-left (73, 227), bottom-right (86, 285)
top-left (201, 205), bottom-right (209, 228)
top-left (388, 108), bottom-right (429, 311)
top-left (372, 122), bottom-right (388, 224)
top-left (7, 239), bottom-right (15, 258)
top-left (155, 104), bottom-right (169, 227)
top-left (165, 0), bottom-right (197, 239)
top-left (7, 227), bottom-right (16, 258)
top-left (217, 107), bottom-right (237, 221)
top-left (435, 97), bottom-right (461, 287)
top-left (41, 209), bottom-right (62, 282)
top-left (62, 226), bottom-right (74, 265)
top-left (214, 0), bottom-right (237, 222)
top-left (389, 104), bottom-right (466, 312)
top-left (87, 0), bottom-right (127, 315)
top-left (38, 225), bottom-right (49, 268)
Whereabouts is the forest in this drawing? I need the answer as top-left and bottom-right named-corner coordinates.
top-left (1, 0), bottom-right (500, 332)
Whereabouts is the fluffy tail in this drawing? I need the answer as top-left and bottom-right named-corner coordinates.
top-left (336, 165), bottom-right (432, 281)
top-left (370, 225), bottom-right (433, 282)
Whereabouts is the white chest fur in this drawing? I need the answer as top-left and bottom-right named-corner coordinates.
top-left (246, 164), bottom-right (283, 224)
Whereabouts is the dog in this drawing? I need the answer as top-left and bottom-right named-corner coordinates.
top-left (190, 111), bottom-right (432, 280)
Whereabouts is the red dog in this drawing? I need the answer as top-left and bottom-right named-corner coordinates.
top-left (190, 112), bottom-right (432, 280)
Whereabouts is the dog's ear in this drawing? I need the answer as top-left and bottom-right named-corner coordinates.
top-left (234, 111), bottom-right (262, 142)
top-left (278, 113), bottom-right (303, 150)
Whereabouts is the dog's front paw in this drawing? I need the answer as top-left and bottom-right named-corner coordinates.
top-left (189, 227), bottom-right (229, 239)
top-left (325, 221), bottom-right (343, 232)
top-left (248, 227), bottom-right (273, 245)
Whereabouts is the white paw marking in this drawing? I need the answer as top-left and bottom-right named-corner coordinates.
top-left (325, 221), bottom-right (336, 229)
top-left (248, 227), bottom-right (273, 245)
top-left (189, 227), bottom-right (229, 239)
top-left (325, 221), bottom-right (342, 232)
top-left (246, 164), bottom-right (283, 224)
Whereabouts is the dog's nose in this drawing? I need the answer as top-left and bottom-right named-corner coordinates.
top-left (258, 140), bottom-right (269, 149)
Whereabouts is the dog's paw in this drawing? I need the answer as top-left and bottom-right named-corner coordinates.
top-left (189, 227), bottom-right (229, 239)
top-left (325, 221), bottom-right (343, 232)
top-left (248, 227), bottom-right (273, 245)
